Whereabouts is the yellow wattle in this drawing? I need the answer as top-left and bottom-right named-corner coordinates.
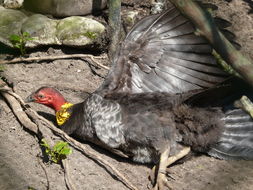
top-left (56, 102), bottom-right (74, 126)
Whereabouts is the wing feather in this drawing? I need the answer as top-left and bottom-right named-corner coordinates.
top-left (98, 5), bottom-right (231, 95)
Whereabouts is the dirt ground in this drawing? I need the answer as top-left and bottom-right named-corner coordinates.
top-left (1, 0), bottom-right (253, 190)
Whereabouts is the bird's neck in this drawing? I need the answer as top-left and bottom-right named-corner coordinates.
top-left (51, 94), bottom-right (68, 112)
top-left (49, 93), bottom-right (74, 126)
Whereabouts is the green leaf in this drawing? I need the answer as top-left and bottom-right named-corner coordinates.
top-left (23, 32), bottom-right (30, 37)
top-left (9, 32), bottom-right (33, 55)
top-left (51, 157), bottom-right (58, 163)
top-left (14, 44), bottom-right (21, 49)
top-left (26, 37), bottom-right (34, 41)
top-left (9, 34), bottom-right (21, 42)
top-left (40, 139), bottom-right (72, 164)
top-left (60, 147), bottom-right (72, 155)
top-left (53, 141), bottom-right (67, 152)
top-left (41, 139), bottom-right (50, 149)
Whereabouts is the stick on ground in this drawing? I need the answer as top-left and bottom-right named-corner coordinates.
top-left (0, 54), bottom-right (110, 71)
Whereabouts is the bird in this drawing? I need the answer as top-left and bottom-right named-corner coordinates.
top-left (26, 3), bottom-right (253, 190)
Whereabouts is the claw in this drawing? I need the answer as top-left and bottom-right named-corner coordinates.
top-left (150, 146), bottom-right (191, 190)
top-left (153, 171), bottom-right (172, 190)
top-left (149, 165), bottom-right (157, 185)
top-left (166, 172), bottom-right (176, 181)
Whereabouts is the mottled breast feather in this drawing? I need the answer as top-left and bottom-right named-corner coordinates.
top-left (84, 94), bottom-right (125, 148)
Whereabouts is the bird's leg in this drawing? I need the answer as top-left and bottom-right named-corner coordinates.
top-left (152, 147), bottom-right (171, 190)
top-left (165, 146), bottom-right (191, 166)
top-left (151, 146), bottom-right (191, 190)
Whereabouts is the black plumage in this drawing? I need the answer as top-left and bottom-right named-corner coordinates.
top-left (28, 3), bottom-right (253, 166)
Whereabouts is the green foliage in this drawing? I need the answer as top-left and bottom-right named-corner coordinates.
top-left (41, 139), bottom-right (72, 164)
top-left (83, 31), bottom-right (97, 39)
top-left (9, 32), bottom-right (33, 55)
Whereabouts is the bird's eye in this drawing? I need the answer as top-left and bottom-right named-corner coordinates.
top-left (37, 94), bottom-right (44, 99)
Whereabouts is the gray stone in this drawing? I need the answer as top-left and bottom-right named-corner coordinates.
top-left (0, 6), bottom-right (105, 48)
top-left (0, 6), bottom-right (27, 46)
top-left (56, 16), bottom-right (105, 46)
top-left (23, 0), bottom-right (107, 17)
top-left (21, 14), bottom-right (60, 47)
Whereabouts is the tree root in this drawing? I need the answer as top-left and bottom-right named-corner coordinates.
top-left (0, 81), bottom-right (139, 190)
top-left (37, 157), bottom-right (50, 190)
top-left (0, 54), bottom-right (109, 71)
top-left (62, 159), bottom-right (76, 190)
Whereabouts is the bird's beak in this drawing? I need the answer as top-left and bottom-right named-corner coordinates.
top-left (25, 94), bottom-right (36, 103)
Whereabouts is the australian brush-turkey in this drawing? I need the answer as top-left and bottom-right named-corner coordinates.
top-left (26, 3), bottom-right (253, 190)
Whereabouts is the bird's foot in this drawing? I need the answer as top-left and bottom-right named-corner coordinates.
top-left (152, 169), bottom-right (172, 190)
top-left (150, 146), bottom-right (191, 190)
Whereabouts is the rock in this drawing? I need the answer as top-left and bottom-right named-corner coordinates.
top-left (21, 14), bottom-right (60, 47)
top-left (3, 0), bottom-right (23, 9)
top-left (23, 0), bottom-right (107, 17)
top-left (0, 6), bottom-right (27, 46)
top-left (56, 16), bottom-right (105, 46)
top-left (0, 6), bottom-right (105, 48)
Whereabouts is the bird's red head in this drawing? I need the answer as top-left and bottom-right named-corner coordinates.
top-left (26, 87), bottom-right (67, 112)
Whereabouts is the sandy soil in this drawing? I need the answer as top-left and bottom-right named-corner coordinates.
top-left (0, 1), bottom-right (253, 190)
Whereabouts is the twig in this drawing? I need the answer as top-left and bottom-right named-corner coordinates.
top-left (0, 81), bottom-right (139, 190)
top-left (87, 61), bottom-right (107, 79)
top-left (62, 159), bottom-right (76, 190)
top-left (0, 86), bottom-right (38, 134)
top-left (38, 157), bottom-right (50, 190)
top-left (0, 54), bottom-right (110, 71)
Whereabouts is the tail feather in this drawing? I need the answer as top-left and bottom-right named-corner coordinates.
top-left (208, 109), bottom-right (253, 160)
top-left (209, 144), bottom-right (253, 160)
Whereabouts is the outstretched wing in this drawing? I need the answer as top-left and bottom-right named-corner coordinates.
top-left (97, 5), bottom-right (230, 96)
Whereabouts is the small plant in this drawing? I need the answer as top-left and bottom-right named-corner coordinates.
top-left (41, 139), bottom-right (72, 164)
top-left (9, 32), bottom-right (33, 55)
